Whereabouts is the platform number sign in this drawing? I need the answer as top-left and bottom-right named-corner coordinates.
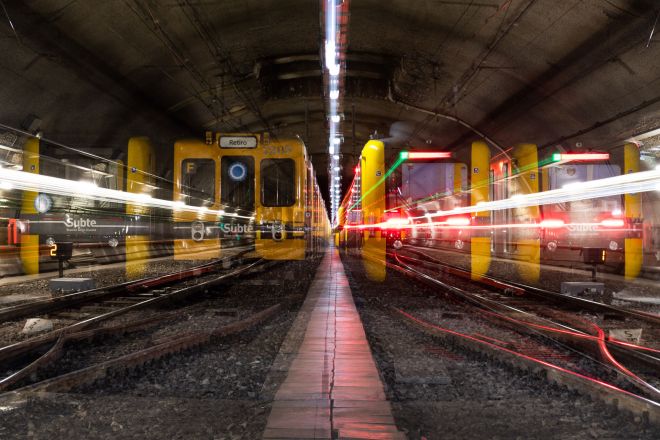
top-left (49, 243), bottom-right (58, 257)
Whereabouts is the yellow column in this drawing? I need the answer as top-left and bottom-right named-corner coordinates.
top-left (624, 143), bottom-right (642, 280)
top-left (361, 140), bottom-right (386, 281)
top-left (470, 141), bottom-right (491, 280)
top-left (20, 137), bottom-right (40, 274)
top-left (512, 143), bottom-right (540, 283)
top-left (126, 137), bottom-right (154, 279)
top-left (453, 163), bottom-right (466, 194)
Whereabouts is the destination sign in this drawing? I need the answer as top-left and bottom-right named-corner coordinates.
top-left (219, 136), bottom-right (258, 149)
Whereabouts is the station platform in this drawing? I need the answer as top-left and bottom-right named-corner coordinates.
top-left (263, 248), bottom-right (404, 439)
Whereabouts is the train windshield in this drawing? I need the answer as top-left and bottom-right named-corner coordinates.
top-left (261, 159), bottom-right (295, 207)
top-left (221, 156), bottom-right (255, 211)
top-left (181, 159), bottom-right (215, 207)
top-left (545, 164), bottom-right (622, 218)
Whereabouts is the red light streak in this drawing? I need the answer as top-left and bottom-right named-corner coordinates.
top-left (479, 308), bottom-right (660, 355)
top-left (540, 219), bottom-right (565, 228)
top-left (556, 152), bottom-right (610, 161)
top-left (445, 216), bottom-right (471, 226)
top-left (395, 308), bottom-right (658, 403)
top-left (406, 151), bottom-right (452, 160)
top-left (600, 218), bottom-right (624, 228)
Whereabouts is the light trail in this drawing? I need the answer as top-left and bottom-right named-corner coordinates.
top-left (0, 167), bottom-right (254, 220)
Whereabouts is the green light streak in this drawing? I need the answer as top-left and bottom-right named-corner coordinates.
top-left (347, 154), bottom-right (407, 212)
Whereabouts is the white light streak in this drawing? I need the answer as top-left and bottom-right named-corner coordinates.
top-left (410, 169), bottom-right (660, 220)
top-left (77, 180), bottom-right (98, 194)
top-left (0, 168), bottom-right (253, 219)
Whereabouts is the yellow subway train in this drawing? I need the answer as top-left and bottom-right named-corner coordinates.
top-left (173, 132), bottom-right (330, 260)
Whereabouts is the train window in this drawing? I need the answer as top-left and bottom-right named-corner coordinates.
top-left (261, 159), bottom-right (295, 207)
top-left (181, 159), bottom-right (215, 207)
top-left (221, 156), bottom-right (255, 210)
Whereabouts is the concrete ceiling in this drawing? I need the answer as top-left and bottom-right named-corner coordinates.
top-left (1, 0), bottom-right (659, 201)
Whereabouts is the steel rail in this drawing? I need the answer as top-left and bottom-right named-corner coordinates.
top-left (0, 258), bottom-right (266, 369)
top-left (0, 250), bottom-right (252, 324)
top-left (7, 304), bottom-right (280, 394)
top-left (393, 306), bottom-right (660, 425)
top-left (389, 252), bottom-right (660, 399)
top-left (403, 247), bottom-right (660, 325)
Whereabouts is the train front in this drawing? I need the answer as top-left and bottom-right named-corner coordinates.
top-left (253, 136), bottom-right (307, 260)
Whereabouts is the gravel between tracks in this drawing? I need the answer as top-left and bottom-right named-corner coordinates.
top-left (340, 252), bottom-right (660, 440)
top-left (1, 256), bottom-right (322, 440)
top-left (402, 246), bottom-right (660, 303)
top-left (0, 258), bottom-right (208, 298)
top-left (0, 259), bottom-right (231, 347)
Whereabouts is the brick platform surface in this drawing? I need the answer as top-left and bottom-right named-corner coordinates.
top-left (263, 249), bottom-right (404, 439)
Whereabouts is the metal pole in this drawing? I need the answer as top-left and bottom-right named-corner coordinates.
top-left (305, 100), bottom-right (309, 143)
top-left (352, 102), bottom-right (356, 154)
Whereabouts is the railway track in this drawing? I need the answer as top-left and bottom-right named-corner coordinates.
top-left (0, 256), bottom-right (268, 391)
top-left (0, 252), bottom-right (250, 324)
top-left (7, 304), bottom-right (281, 394)
top-left (401, 247), bottom-right (660, 325)
top-left (379, 251), bottom-right (660, 424)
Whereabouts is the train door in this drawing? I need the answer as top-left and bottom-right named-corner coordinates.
top-left (305, 162), bottom-right (313, 255)
top-left (220, 154), bottom-right (256, 249)
top-left (491, 161), bottom-right (510, 255)
top-left (489, 169), bottom-right (495, 253)
top-left (174, 139), bottom-right (221, 260)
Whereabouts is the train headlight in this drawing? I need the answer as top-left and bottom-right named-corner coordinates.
top-left (228, 162), bottom-right (248, 182)
top-left (108, 237), bottom-right (119, 248)
top-left (191, 221), bottom-right (205, 242)
top-left (454, 239), bottom-right (464, 250)
top-left (393, 240), bottom-right (403, 250)
top-left (272, 222), bottom-right (284, 241)
top-left (547, 241), bottom-right (558, 252)
top-left (608, 240), bottom-right (619, 251)
top-left (45, 237), bottom-right (55, 247)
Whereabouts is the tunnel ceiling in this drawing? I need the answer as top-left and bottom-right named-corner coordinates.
top-left (1, 0), bottom-right (660, 195)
